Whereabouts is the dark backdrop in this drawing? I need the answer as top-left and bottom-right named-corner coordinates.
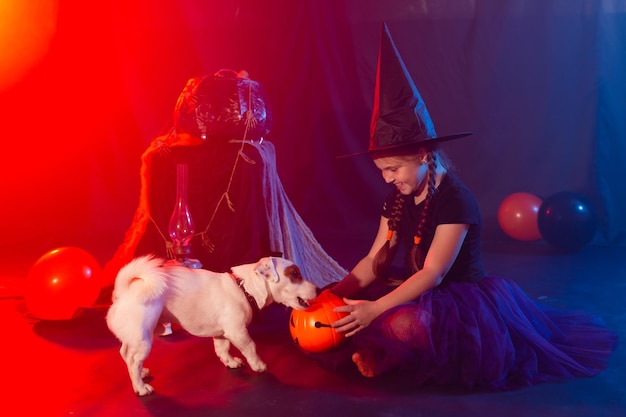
top-left (1, 0), bottom-right (624, 267)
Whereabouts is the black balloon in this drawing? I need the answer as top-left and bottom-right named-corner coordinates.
top-left (537, 192), bottom-right (597, 252)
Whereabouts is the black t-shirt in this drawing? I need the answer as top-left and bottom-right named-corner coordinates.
top-left (382, 172), bottom-right (485, 283)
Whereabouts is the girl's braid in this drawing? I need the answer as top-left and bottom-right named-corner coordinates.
top-left (372, 190), bottom-right (405, 278)
top-left (410, 151), bottom-right (437, 272)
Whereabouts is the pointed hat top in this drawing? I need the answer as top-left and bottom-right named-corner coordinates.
top-left (340, 23), bottom-right (471, 158)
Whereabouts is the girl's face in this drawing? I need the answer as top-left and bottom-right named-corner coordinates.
top-left (373, 155), bottom-right (427, 195)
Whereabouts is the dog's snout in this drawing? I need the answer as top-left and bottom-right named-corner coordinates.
top-left (297, 297), bottom-right (311, 308)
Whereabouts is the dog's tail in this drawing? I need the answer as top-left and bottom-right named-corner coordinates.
top-left (112, 255), bottom-right (168, 303)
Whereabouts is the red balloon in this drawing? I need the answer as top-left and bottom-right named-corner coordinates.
top-left (497, 192), bottom-right (543, 241)
top-left (289, 290), bottom-right (348, 353)
top-left (24, 247), bottom-right (102, 320)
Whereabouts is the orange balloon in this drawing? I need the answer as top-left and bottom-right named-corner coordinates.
top-left (497, 192), bottom-right (543, 241)
top-left (289, 290), bottom-right (348, 353)
top-left (24, 247), bottom-right (102, 320)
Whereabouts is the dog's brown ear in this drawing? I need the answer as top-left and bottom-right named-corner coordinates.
top-left (254, 257), bottom-right (279, 282)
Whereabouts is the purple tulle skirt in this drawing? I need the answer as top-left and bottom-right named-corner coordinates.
top-left (313, 276), bottom-right (618, 391)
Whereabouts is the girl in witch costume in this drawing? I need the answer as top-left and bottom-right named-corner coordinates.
top-left (320, 24), bottom-right (617, 390)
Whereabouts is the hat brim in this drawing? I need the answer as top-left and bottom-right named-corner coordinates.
top-left (336, 132), bottom-right (473, 159)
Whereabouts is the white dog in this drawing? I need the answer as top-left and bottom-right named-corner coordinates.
top-left (106, 255), bottom-right (317, 396)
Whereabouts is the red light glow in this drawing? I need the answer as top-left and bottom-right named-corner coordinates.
top-left (0, 0), bottom-right (58, 92)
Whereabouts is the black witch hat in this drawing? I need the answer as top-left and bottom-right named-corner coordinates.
top-left (339, 23), bottom-right (471, 158)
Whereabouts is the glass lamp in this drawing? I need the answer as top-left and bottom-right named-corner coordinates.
top-left (168, 163), bottom-right (202, 268)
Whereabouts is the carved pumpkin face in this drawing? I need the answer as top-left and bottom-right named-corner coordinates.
top-left (289, 290), bottom-right (349, 353)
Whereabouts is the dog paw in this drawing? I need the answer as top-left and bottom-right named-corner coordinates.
top-left (222, 356), bottom-right (244, 369)
top-left (135, 383), bottom-right (154, 396)
top-left (249, 361), bottom-right (267, 373)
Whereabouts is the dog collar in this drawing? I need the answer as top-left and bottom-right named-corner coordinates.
top-left (229, 272), bottom-right (260, 315)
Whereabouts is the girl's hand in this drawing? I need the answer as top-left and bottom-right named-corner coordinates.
top-left (332, 299), bottom-right (382, 337)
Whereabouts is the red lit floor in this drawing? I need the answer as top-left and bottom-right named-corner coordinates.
top-left (0, 241), bottom-right (624, 417)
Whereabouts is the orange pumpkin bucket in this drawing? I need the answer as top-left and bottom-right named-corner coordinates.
top-left (289, 290), bottom-right (349, 353)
